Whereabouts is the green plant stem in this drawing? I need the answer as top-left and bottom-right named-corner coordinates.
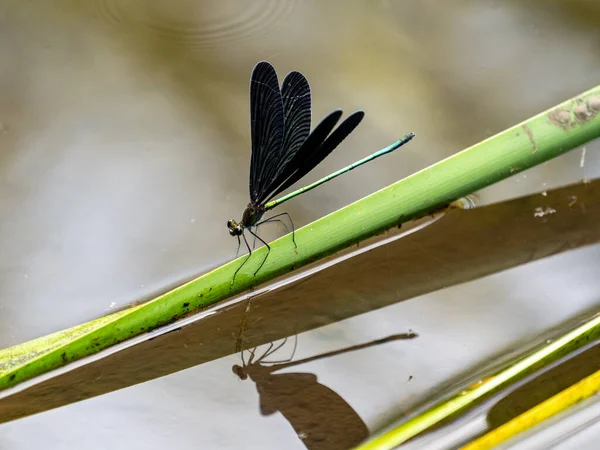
top-left (1, 86), bottom-right (599, 392)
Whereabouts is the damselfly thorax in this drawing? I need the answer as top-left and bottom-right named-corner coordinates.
top-left (241, 202), bottom-right (265, 228)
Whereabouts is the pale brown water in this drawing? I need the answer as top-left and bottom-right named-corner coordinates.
top-left (1, 1), bottom-right (600, 449)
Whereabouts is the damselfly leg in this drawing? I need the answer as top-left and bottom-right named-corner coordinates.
top-left (260, 335), bottom-right (298, 364)
top-left (255, 212), bottom-right (297, 252)
top-left (232, 232), bottom-right (253, 284)
top-left (247, 229), bottom-right (270, 276)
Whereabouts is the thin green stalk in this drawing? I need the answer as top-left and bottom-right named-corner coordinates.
top-left (1, 86), bottom-right (599, 392)
top-left (353, 314), bottom-right (600, 450)
top-left (463, 369), bottom-right (600, 449)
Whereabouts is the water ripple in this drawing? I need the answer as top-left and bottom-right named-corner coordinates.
top-left (92, 0), bottom-right (299, 50)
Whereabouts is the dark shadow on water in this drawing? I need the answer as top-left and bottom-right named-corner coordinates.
top-left (233, 332), bottom-right (417, 450)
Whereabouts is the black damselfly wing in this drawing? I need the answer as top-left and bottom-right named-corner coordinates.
top-left (265, 110), bottom-right (365, 202)
top-left (249, 61), bottom-right (365, 206)
top-left (252, 70), bottom-right (312, 204)
top-left (249, 62), bottom-right (285, 204)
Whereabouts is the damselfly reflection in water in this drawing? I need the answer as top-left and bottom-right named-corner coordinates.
top-left (233, 331), bottom-right (418, 450)
top-left (228, 61), bottom-right (415, 283)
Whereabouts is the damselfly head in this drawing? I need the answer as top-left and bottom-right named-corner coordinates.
top-left (227, 219), bottom-right (243, 237)
top-left (232, 364), bottom-right (248, 380)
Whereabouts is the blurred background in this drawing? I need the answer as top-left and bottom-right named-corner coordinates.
top-left (1, 1), bottom-right (600, 448)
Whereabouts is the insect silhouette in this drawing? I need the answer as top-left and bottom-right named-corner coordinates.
top-left (227, 61), bottom-right (415, 283)
top-left (233, 332), bottom-right (418, 450)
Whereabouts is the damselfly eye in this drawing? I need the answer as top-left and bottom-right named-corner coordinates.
top-left (227, 219), bottom-right (233, 228)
